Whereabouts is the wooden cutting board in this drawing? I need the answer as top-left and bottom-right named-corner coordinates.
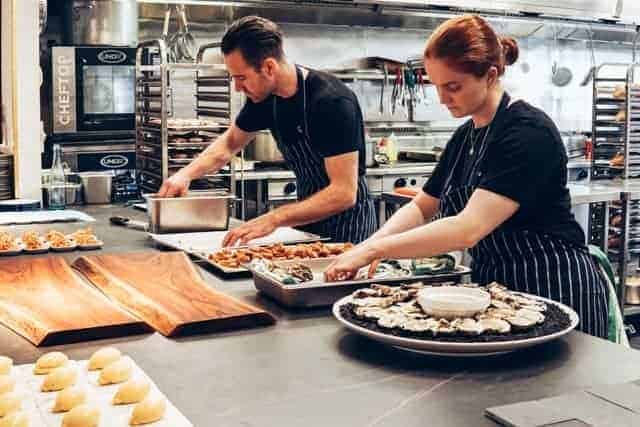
top-left (0, 257), bottom-right (150, 346)
top-left (72, 251), bottom-right (275, 336)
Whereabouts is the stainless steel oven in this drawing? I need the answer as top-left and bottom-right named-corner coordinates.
top-left (50, 45), bottom-right (135, 135)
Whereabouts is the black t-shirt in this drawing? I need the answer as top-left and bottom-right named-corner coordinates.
top-left (423, 97), bottom-right (585, 247)
top-left (235, 68), bottom-right (366, 176)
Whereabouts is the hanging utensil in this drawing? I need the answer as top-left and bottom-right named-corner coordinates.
top-left (580, 27), bottom-right (596, 87)
top-left (379, 64), bottom-right (387, 115)
top-left (176, 4), bottom-right (197, 62)
top-left (167, 5), bottom-right (181, 63)
top-left (404, 66), bottom-right (416, 107)
top-left (161, 5), bottom-right (176, 63)
top-left (551, 28), bottom-right (573, 87)
top-left (391, 67), bottom-right (401, 114)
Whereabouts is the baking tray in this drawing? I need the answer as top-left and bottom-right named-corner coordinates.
top-left (193, 245), bottom-right (345, 277)
top-left (149, 228), bottom-right (325, 277)
top-left (11, 356), bottom-right (192, 427)
top-left (248, 258), bottom-right (472, 308)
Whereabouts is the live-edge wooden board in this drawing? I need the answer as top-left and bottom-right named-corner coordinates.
top-left (0, 257), bottom-right (150, 346)
top-left (72, 251), bottom-right (275, 336)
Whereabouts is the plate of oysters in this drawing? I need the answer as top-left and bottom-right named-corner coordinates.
top-left (333, 282), bottom-right (579, 357)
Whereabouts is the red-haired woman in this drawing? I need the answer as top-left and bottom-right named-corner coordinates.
top-left (326, 15), bottom-right (608, 338)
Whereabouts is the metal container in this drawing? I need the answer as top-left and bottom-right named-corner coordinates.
top-left (146, 192), bottom-right (234, 234)
top-left (626, 277), bottom-right (640, 305)
top-left (42, 183), bottom-right (83, 207)
top-left (248, 258), bottom-right (471, 308)
top-left (79, 172), bottom-right (113, 204)
top-left (245, 131), bottom-right (284, 162)
top-left (63, 0), bottom-right (138, 46)
top-left (365, 139), bottom-right (376, 167)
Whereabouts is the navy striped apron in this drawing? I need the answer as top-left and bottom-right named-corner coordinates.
top-left (439, 95), bottom-right (608, 338)
top-left (271, 66), bottom-right (376, 244)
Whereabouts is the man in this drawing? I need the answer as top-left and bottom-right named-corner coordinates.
top-left (158, 16), bottom-right (376, 246)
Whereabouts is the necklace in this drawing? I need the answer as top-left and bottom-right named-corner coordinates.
top-left (468, 126), bottom-right (490, 156)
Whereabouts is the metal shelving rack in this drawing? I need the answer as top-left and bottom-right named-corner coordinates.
top-left (134, 39), bottom-right (234, 195)
top-left (591, 63), bottom-right (629, 181)
top-left (624, 64), bottom-right (640, 179)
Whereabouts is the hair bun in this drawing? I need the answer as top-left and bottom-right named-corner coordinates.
top-left (500, 36), bottom-right (519, 66)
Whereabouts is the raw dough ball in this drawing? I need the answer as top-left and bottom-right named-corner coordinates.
top-left (34, 352), bottom-right (68, 375)
top-left (113, 377), bottom-right (150, 405)
top-left (0, 356), bottom-right (12, 375)
top-left (53, 386), bottom-right (87, 413)
top-left (98, 358), bottom-right (132, 386)
top-left (129, 395), bottom-right (166, 425)
top-left (0, 411), bottom-right (29, 427)
top-left (0, 375), bottom-right (15, 394)
top-left (0, 391), bottom-right (21, 417)
top-left (61, 404), bottom-right (100, 427)
top-left (87, 347), bottom-right (121, 371)
top-left (41, 366), bottom-right (77, 392)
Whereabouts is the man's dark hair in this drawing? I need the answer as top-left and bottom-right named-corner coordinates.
top-left (221, 16), bottom-right (284, 70)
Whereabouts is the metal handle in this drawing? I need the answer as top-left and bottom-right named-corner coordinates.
top-left (179, 5), bottom-right (189, 32)
top-left (162, 5), bottom-right (171, 38)
top-left (196, 42), bottom-right (221, 64)
top-left (136, 39), bottom-right (169, 68)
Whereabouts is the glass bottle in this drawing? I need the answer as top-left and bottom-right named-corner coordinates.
top-left (48, 144), bottom-right (66, 210)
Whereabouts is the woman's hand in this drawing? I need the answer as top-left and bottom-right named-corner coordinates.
top-left (325, 243), bottom-right (379, 282)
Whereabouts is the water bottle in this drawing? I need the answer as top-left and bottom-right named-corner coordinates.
top-left (48, 144), bottom-right (66, 210)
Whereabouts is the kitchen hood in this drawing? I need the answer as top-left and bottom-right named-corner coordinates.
top-left (138, 0), bottom-right (638, 44)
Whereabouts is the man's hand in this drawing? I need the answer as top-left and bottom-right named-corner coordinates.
top-left (157, 172), bottom-right (191, 197)
top-left (222, 212), bottom-right (280, 247)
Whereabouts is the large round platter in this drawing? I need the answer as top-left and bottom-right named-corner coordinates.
top-left (332, 293), bottom-right (579, 357)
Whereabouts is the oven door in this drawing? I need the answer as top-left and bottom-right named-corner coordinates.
top-left (75, 46), bottom-right (135, 133)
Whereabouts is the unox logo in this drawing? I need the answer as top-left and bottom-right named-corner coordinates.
top-left (100, 154), bottom-right (129, 168)
top-left (97, 50), bottom-right (127, 64)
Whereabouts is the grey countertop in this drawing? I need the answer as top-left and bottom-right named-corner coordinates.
top-left (567, 182), bottom-right (622, 205)
top-left (379, 183), bottom-right (623, 207)
top-left (234, 166), bottom-right (626, 206)
top-left (235, 159), bottom-right (590, 181)
top-left (1, 205), bottom-right (640, 427)
top-left (235, 163), bottom-right (437, 180)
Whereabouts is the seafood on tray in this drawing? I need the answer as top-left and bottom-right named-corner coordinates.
top-left (208, 242), bottom-right (354, 269)
top-left (251, 259), bottom-right (315, 284)
top-left (345, 282), bottom-right (550, 337)
top-left (353, 255), bottom-right (456, 280)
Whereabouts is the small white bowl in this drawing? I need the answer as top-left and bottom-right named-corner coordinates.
top-left (417, 286), bottom-right (490, 319)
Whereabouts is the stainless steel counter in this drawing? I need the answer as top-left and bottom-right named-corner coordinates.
top-left (234, 164), bottom-right (438, 181)
top-left (567, 182), bottom-right (622, 205)
top-left (1, 205), bottom-right (640, 427)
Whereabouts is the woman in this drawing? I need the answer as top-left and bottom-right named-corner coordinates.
top-left (326, 15), bottom-right (608, 338)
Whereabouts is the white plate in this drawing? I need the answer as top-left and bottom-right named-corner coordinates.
top-left (0, 242), bottom-right (23, 256)
top-left (22, 240), bottom-right (50, 255)
top-left (332, 293), bottom-right (579, 357)
top-left (50, 238), bottom-right (78, 252)
top-left (78, 240), bottom-right (104, 250)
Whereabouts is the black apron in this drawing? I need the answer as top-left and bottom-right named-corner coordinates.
top-left (439, 93), bottom-right (608, 338)
top-left (271, 66), bottom-right (376, 244)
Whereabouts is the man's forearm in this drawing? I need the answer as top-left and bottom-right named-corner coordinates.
top-left (181, 131), bottom-right (239, 180)
top-left (271, 185), bottom-right (355, 228)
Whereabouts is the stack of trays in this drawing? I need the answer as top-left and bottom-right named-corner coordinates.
top-left (0, 154), bottom-right (14, 200)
